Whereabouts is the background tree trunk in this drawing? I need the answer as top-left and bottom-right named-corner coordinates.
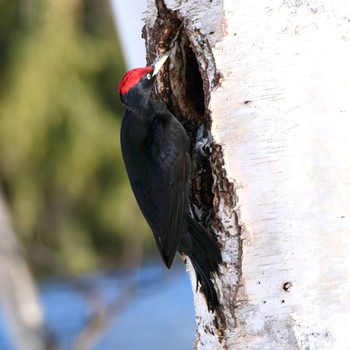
top-left (145, 0), bottom-right (350, 348)
top-left (0, 188), bottom-right (51, 350)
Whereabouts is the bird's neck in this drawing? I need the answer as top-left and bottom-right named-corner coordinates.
top-left (129, 97), bottom-right (166, 122)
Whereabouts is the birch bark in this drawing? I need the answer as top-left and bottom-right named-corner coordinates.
top-left (0, 189), bottom-right (50, 350)
top-left (145, 0), bottom-right (350, 349)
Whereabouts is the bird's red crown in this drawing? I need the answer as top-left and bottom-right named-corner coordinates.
top-left (119, 67), bottom-right (153, 95)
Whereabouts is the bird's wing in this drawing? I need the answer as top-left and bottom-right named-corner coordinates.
top-left (121, 110), bottom-right (190, 268)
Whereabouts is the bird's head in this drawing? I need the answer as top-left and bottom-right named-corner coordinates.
top-left (119, 51), bottom-right (170, 108)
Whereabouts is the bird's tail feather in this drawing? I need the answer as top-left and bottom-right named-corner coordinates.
top-left (179, 214), bottom-right (222, 311)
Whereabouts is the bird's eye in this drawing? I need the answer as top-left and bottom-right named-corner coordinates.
top-left (146, 73), bottom-right (152, 80)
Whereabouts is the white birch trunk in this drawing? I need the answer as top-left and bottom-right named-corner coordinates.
top-left (145, 0), bottom-right (350, 348)
top-left (0, 189), bottom-right (49, 350)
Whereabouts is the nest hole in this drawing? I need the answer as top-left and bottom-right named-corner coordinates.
top-left (148, 18), bottom-right (215, 223)
top-left (167, 27), bottom-right (214, 222)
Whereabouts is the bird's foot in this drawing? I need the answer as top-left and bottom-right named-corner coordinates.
top-left (194, 125), bottom-right (213, 157)
top-left (191, 125), bottom-right (213, 179)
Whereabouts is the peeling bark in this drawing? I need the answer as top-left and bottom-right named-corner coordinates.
top-left (145, 0), bottom-right (350, 349)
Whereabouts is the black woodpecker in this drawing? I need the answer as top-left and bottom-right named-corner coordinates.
top-left (119, 52), bottom-right (222, 310)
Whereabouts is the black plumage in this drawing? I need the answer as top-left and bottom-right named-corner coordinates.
top-left (119, 54), bottom-right (222, 310)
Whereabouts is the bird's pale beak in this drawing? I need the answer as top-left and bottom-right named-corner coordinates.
top-left (152, 51), bottom-right (170, 76)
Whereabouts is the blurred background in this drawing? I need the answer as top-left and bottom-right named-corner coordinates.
top-left (0, 0), bottom-right (194, 349)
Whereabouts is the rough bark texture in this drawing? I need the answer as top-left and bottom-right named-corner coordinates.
top-left (145, 0), bottom-right (350, 349)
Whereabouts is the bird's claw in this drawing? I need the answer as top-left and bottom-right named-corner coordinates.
top-left (195, 125), bottom-right (213, 157)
